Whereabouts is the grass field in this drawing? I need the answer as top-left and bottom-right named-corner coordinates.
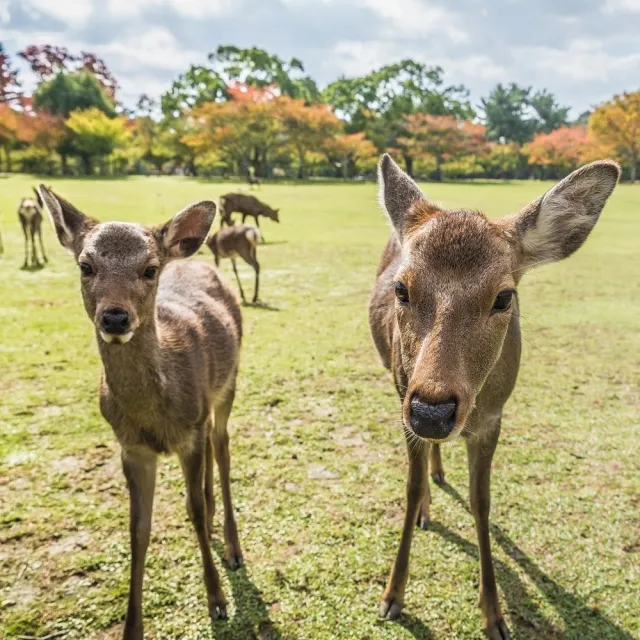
top-left (0, 174), bottom-right (638, 640)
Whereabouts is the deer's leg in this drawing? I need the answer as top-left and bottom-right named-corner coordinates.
top-left (230, 257), bottom-right (246, 303)
top-left (243, 249), bottom-right (260, 303)
top-left (30, 226), bottom-right (40, 266)
top-left (121, 449), bottom-right (157, 640)
top-left (213, 389), bottom-right (243, 569)
top-left (180, 441), bottom-right (227, 621)
top-left (467, 422), bottom-right (510, 640)
top-left (380, 436), bottom-right (428, 619)
top-left (429, 443), bottom-right (446, 485)
top-left (37, 224), bottom-right (47, 263)
top-left (20, 218), bottom-right (28, 267)
top-left (204, 420), bottom-right (215, 537)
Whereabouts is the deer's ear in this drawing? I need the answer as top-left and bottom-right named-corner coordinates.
top-left (504, 161), bottom-right (620, 272)
top-left (38, 185), bottom-right (97, 254)
top-left (377, 153), bottom-right (428, 239)
top-left (159, 201), bottom-right (217, 258)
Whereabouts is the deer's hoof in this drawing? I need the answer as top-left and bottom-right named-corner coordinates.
top-left (209, 600), bottom-right (228, 621)
top-left (431, 471), bottom-right (446, 485)
top-left (484, 619), bottom-right (511, 640)
top-left (379, 596), bottom-right (403, 620)
top-left (226, 552), bottom-right (244, 570)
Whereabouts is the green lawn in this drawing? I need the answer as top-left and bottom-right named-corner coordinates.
top-left (0, 175), bottom-right (638, 640)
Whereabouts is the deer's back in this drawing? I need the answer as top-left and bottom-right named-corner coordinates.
top-left (222, 193), bottom-right (262, 214)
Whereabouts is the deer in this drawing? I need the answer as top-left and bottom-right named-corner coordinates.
top-left (369, 155), bottom-right (620, 639)
top-left (18, 188), bottom-right (48, 268)
top-left (37, 186), bottom-right (244, 640)
top-left (219, 193), bottom-right (279, 241)
top-left (207, 224), bottom-right (261, 304)
top-left (247, 170), bottom-right (261, 189)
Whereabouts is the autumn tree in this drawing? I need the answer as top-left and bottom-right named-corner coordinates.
top-left (401, 114), bottom-right (488, 180)
top-left (66, 107), bottom-right (129, 174)
top-left (525, 126), bottom-right (588, 177)
top-left (590, 91), bottom-right (640, 182)
top-left (323, 132), bottom-right (377, 178)
top-left (278, 97), bottom-right (341, 178)
top-left (0, 43), bottom-right (21, 104)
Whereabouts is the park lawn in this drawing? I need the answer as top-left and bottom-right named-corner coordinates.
top-left (0, 175), bottom-right (638, 640)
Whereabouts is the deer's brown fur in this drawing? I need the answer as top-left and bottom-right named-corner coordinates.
top-left (18, 188), bottom-right (48, 268)
top-left (370, 155), bottom-right (620, 639)
top-left (38, 186), bottom-right (244, 639)
top-left (207, 224), bottom-right (261, 303)
top-left (219, 193), bottom-right (279, 235)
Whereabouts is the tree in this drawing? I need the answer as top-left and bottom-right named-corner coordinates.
top-left (590, 91), bottom-right (640, 182)
top-left (322, 132), bottom-right (377, 178)
top-left (66, 107), bottom-right (129, 174)
top-left (0, 104), bottom-right (32, 171)
top-left (323, 60), bottom-right (473, 175)
top-left (481, 83), bottom-right (535, 144)
top-left (482, 142), bottom-right (525, 179)
top-left (529, 89), bottom-right (570, 133)
top-left (278, 96), bottom-right (341, 178)
top-left (401, 114), bottom-right (488, 180)
top-left (161, 66), bottom-right (228, 119)
top-left (525, 126), bottom-right (588, 177)
top-left (0, 43), bottom-right (21, 104)
top-left (210, 45), bottom-right (320, 101)
top-left (19, 45), bottom-right (74, 80)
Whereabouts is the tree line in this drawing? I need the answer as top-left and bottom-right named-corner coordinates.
top-left (1, 43), bottom-right (639, 181)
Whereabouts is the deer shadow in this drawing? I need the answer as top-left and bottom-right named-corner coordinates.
top-left (428, 483), bottom-right (633, 639)
top-left (243, 301), bottom-right (280, 312)
top-left (20, 262), bottom-right (46, 272)
top-left (210, 539), bottom-right (282, 639)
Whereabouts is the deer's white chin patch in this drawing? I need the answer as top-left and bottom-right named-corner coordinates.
top-left (100, 331), bottom-right (134, 344)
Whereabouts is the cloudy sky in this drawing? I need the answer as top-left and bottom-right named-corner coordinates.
top-left (2, 0), bottom-right (640, 117)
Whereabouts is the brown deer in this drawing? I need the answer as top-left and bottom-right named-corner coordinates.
top-left (38, 186), bottom-right (244, 639)
top-left (219, 193), bottom-right (279, 240)
top-left (369, 155), bottom-right (619, 639)
top-left (18, 188), bottom-right (48, 268)
top-left (207, 224), bottom-right (261, 304)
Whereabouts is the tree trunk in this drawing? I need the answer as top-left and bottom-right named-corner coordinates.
top-left (403, 154), bottom-right (413, 177)
top-left (433, 155), bottom-right (442, 182)
top-left (5, 147), bottom-right (12, 173)
top-left (61, 154), bottom-right (69, 175)
top-left (80, 154), bottom-right (93, 176)
top-left (631, 153), bottom-right (637, 183)
top-left (342, 155), bottom-right (349, 180)
top-left (297, 148), bottom-right (305, 179)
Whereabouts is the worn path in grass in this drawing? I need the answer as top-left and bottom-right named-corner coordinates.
top-left (1, 176), bottom-right (638, 639)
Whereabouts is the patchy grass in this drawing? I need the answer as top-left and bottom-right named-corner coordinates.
top-left (0, 175), bottom-right (638, 640)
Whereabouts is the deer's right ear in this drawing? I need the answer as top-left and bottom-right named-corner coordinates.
top-left (377, 154), bottom-right (427, 239)
top-left (38, 185), bottom-right (96, 254)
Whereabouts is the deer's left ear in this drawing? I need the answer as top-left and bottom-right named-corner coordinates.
top-left (502, 160), bottom-right (620, 271)
top-left (158, 201), bottom-right (217, 258)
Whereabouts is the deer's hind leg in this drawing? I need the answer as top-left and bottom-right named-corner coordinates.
top-left (37, 220), bottom-right (48, 263)
top-left (204, 418), bottom-right (215, 536)
top-left (213, 384), bottom-right (243, 569)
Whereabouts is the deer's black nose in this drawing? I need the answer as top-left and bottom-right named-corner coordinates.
top-left (101, 307), bottom-right (130, 334)
top-left (409, 396), bottom-right (457, 440)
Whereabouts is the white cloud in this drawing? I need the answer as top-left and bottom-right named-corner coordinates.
top-left (513, 38), bottom-right (640, 82)
top-left (107, 0), bottom-right (235, 18)
top-left (22, 0), bottom-right (93, 28)
top-left (603, 0), bottom-right (640, 12)
top-left (0, 1), bottom-right (9, 24)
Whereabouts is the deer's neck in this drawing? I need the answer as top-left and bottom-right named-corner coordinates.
top-left (98, 320), bottom-right (165, 406)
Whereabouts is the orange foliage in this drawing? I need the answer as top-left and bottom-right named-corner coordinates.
top-left (525, 125), bottom-right (589, 168)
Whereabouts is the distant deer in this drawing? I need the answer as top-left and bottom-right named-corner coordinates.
top-left (38, 187), bottom-right (244, 639)
top-left (18, 188), bottom-right (48, 268)
top-left (370, 155), bottom-right (619, 639)
top-left (247, 170), bottom-right (260, 189)
top-left (207, 224), bottom-right (261, 304)
top-left (219, 193), bottom-right (279, 241)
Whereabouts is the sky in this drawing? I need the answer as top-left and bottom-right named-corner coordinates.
top-left (2, 0), bottom-right (640, 117)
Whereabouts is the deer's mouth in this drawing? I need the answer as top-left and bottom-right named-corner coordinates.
top-left (99, 330), bottom-right (134, 345)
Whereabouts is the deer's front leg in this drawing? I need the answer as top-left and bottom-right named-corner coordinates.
top-left (180, 445), bottom-right (228, 621)
top-left (121, 449), bottom-right (157, 640)
top-left (380, 439), bottom-right (427, 620)
top-left (467, 424), bottom-right (510, 640)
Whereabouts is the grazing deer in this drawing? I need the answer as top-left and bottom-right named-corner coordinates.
top-left (207, 224), bottom-right (261, 304)
top-left (219, 193), bottom-right (279, 240)
top-left (38, 186), bottom-right (244, 639)
top-left (247, 171), bottom-right (260, 189)
top-left (18, 188), bottom-right (48, 268)
top-left (370, 155), bottom-right (619, 639)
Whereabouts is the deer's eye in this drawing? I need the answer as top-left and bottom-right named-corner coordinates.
top-left (395, 282), bottom-right (409, 304)
top-left (493, 290), bottom-right (514, 312)
top-left (79, 262), bottom-right (94, 277)
top-left (143, 266), bottom-right (158, 280)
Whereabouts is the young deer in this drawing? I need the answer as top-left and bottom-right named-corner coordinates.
top-left (369, 155), bottom-right (619, 639)
top-left (18, 188), bottom-right (48, 268)
top-left (38, 186), bottom-right (244, 639)
top-left (207, 224), bottom-right (261, 304)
